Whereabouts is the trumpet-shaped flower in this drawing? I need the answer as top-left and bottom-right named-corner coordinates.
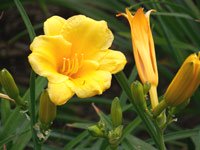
top-left (29, 15), bottom-right (126, 105)
top-left (119, 8), bottom-right (158, 108)
top-left (164, 52), bottom-right (200, 106)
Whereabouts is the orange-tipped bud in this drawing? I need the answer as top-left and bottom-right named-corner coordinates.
top-left (119, 8), bottom-right (159, 108)
top-left (121, 8), bottom-right (158, 86)
top-left (164, 52), bottom-right (200, 106)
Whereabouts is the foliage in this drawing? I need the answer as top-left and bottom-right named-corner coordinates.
top-left (0, 0), bottom-right (200, 149)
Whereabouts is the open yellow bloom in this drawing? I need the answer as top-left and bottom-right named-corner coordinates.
top-left (164, 52), bottom-right (200, 106)
top-left (28, 15), bottom-right (126, 105)
top-left (119, 8), bottom-right (158, 108)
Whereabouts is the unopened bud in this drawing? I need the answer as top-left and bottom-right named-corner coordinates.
top-left (0, 69), bottom-right (19, 99)
top-left (111, 97), bottom-right (122, 128)
top-left (131, 81), bottom-right (147, 110)
top-left (164, 53), bottom-right (200, 106)
top-left (39, 90), bottom-right (56, 128)
top-left (0, 69), bottom-right (25, 107)
top-left (108, 125), bottom-right (123, 148)
top-left (88, 125), bottom-right (104, 137)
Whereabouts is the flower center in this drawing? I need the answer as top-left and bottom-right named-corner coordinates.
top-left (60, 53), bottom-right (84, 76)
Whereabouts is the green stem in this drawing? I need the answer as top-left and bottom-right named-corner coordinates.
top-left (152, 100), bottom-right (168, 118)
top-left (14, 0), bottom-right (40, 149)
top-left (30, 71), bottom-right (40, 150)
top-left (155, 123), bottom-right (166, 150)
top-left (115, 72), bottom-right (161, 149)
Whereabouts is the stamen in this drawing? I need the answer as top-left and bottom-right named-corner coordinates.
top-left (61, 53), bottom-right (85, 76)
top-left (61, 58), bottom-right (67, 73)
top-left (65, 58), bottom-right (70, 74)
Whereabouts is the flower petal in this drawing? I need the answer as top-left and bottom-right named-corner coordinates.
top-left (125, 8), bottom-right (158, 86)
top-left (61, 15), bottom-right (114, 54)
top-left (91, 49), bottom-right (127, 74)
top-left (72, 71), bottom-right (112, 98)
top-left (29, 35), bottom-right (71, 70)
top-left (44, 16), bottom-right (66, 36)
top-left (73, 60), bottom-right (99, 78)
top-left (29, 52), bottom-right (56, 76)
top-left (47, 79), bottom-right (75, 105)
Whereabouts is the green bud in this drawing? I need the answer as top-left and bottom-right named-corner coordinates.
top-left (131, 81), bottom-right (147, 110)
top-left (88, 125), bottom-right (104, 137)
top-left (108, 125), bottom-right (123, 148)
top-left (0, 68), bottom-right (26, 108)
top-left (0, 68), bottom-right (19, 99)
top-left (111, 97), bottom-right (122, 128)
top-left (156, 112), bottom-right (166, 127)
top-left (39, 90), bottom-right (57, 129)
top-left (143, 82), bottom-right (151, 95)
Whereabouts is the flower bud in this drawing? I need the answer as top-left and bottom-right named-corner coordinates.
top-left (111, 97), bottom-right (122, 128)
top-left (88, 125), bottom-right (104, 137)
top-left (108, 125), bottom-right (123, 148)
top-left (0, 68), bottom-right (26, 108)
top-left (0, 69), bottom-right (19, 100)
top-left (131, 81), bottom-right (147, 110)
top-left (39, 90), bottom-right (57, 128)
top-left (164, 52), bottom-right (200, 106)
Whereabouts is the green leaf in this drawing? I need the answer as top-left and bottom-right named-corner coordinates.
top-left (14, 0), bottom-right (36, 41)
top-left (0, 99), bottom-right (12, 125)
top-left (191, 129), bottom-right (200, 150)
top-left (125, 135), bottom-right (157, 150)
top-left (0, 129), bottom-right (30, 147)
top-left (63, 131), bottom-right (89, 150)
top-left (67, 123), bottom-right (94, 130)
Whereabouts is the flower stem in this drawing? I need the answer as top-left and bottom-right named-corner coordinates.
top-left (155, 124), bottom-right (166, 150)
top-left (115, 72), bottom-right (167, 149)
top-left (14, 0), bottom-right (40, 149)
top-left (149, 85), bottom-right (159, 109)
top-left (152, 100), bottom-right (168, 118)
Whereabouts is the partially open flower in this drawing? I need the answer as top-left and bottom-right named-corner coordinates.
top-left (29, 15), bottom-right (126, 105)
top-left (118, 8), bottom-right (158, 108)
top-left (164, 52), bottom-right (200, 106)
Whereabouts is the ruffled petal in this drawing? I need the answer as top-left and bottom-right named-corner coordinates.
top-left (61, 15), bottom-right (114, 54)
top-left (44, 16), bottom-right (66, 36)
top-left (47, 79), bottom-right (75, 105)
top-left (91, 49), bottom-right (127, 74)
top-left (30, 35), bottom-right (72, 70)
top-left (28, 52), bottom-right (56, 77)
top-left (72, 71), bottom-right (112, 98)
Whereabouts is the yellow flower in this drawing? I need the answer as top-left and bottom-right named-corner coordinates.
top-left (28, 15), bottom-right (127, 105)
top-left (164, 52), bottom-right (200, 106)
top-left (119, 8), bottom-right (158, 108)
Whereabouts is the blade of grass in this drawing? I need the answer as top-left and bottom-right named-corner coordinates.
top-left (0, 129), bottom-right (30, 147)
top-left (125, 134), bottom-right (157, 150)
top-left (63, 131), bottom-right (89, 150)
top-left (13, 0), bottom-right (39, 149)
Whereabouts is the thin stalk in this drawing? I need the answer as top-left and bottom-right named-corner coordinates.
top-left (149, 85), bottom-right (159, 109)
top-left (14, 0), bottom-right (40, 149)
top-left (115, 72), bottom-right (162, 149)
top-left (154, 122), bottom-right (166, 150)
top-left (152, 100), bottom-right (168, 117)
